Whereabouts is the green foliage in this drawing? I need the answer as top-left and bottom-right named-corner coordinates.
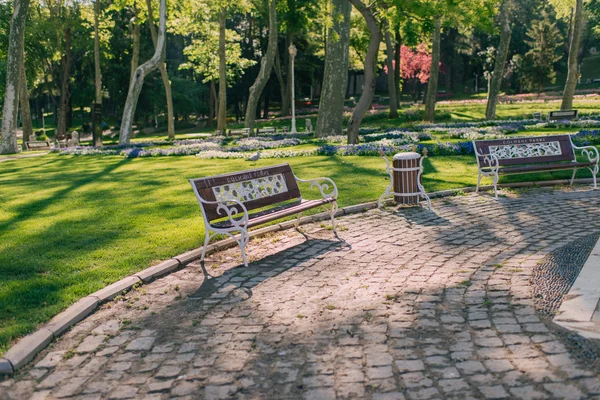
top-left (517, 10), bottom-right (563, 93)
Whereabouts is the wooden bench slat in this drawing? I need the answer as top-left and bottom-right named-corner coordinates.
top-left (213, 198), bottom-right (334, 229)
top-left (25, 141), bottom-right (52, 150)
top-left (489, 162), bottom-right (596, 174)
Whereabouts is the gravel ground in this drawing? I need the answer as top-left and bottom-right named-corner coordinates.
top-left (531, 233), bottom-right (600, 318)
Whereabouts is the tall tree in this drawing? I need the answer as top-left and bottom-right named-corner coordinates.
top-left (316, 0), bottom-right (351, 137)
top-left (119, 0), bottom-right (166, 145)
top-left (56, 22), bottom-right (72, 138)
top-left (1, 0), bottom-right (30, 154)
top-left (146, 0), bottom-right (174, 138)
top-left (93, 0), bottom-right (103, 146)
top-left (518, 11), bottom-right (563, 94)
top-left (346, 0), bottom-right (382, 144)
top-left (561, 0), bottom-right (584, 110)
top-left (218, 6), bottom-right (227, 132)
top-left (20, 57), bottom-right (33, 145)
top-left (485, 0), bottom-right (513, 120)
top-left (94, 0), bottom-right (102, 105)
top-left (129, 3), bottom-right (141, 83)
top-left (384, 19), bottom-right (398, 118)
top-left (244, 0), bottom-right (278, 130)
top-left (424, 16), bottom-right (441, 122)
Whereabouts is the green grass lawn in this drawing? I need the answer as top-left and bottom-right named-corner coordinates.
top-left (437, 99), bottom-right (600, 121)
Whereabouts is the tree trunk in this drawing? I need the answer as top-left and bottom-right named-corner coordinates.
top-left (263, 84), bottom-right (270, 119)
top-left (346, 0), bottom-right (381, 144)
top-left (485, 0), bottom-right (512, 120)
top-left (424, 16), bottom-right (441, 122)
top-left (244, 0), bottom-right (278, 131)
top-left (561, 0), bottom-right (584, 110)
top-left (94, 0), bottom-right (102, 104)
top-left (57, 25), bottom-right (72, 138)
top-left (217, 7), bottom-right (227, 132)
top-left (281, 33), bottom-right (295, 117)
top-left (93, 0), bottom-right (103, 146)
top-left (274, 50), bottom-right (288, 117)
top-left (208, 80), bottom-right (215, 128)
top-left (119, 0), bottom-right (167, 145)
top-left (1, 0), bottom-right (30, 154)
top-left (315, 0), bottom-right (351, 137)
top-left (20, 58), bottom-right (33, 145)
top-left (384, 21), bottom-right (398, 119)
top-left (394, 29), bottom-right (401, 107)
top-left (129, 6), bottom-right (140, 83)
top-left (146, 0), bottom-right (174, 139)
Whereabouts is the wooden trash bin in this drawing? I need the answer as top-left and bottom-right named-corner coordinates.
top-left (393, 152), bottom-right (422, 205)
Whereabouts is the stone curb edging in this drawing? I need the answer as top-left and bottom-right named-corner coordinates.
top-left (1, 177), bottom-right (596, 375)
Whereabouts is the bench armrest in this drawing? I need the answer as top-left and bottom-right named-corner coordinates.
top-left (572, 144), bottom-right (600, 164)
top-left (473, 146), bottom-right (500, 170)
top-left (190, 183), bottom-right (249, 229)
top-left (294, 175), bottom-right (338, 200)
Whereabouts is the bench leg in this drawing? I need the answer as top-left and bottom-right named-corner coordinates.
top-left (570, 169), bottom-right (578, 186)
top-left (295, 212), bottom-right (303, 229)
top-left (492, 173), bottom-right (499, 199)
top-left (591, 165), bottom-right (599, 189)
top-left (200, 230), bottom-right (212, 263)
top-left (330, 202), bottom-right (338, 235)
top-left (476, 171), bottom-right (482, 193)
top-left (239, 229), bottom-right (249, 267)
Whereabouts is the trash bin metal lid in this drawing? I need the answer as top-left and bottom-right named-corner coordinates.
top-left (393, 152), bottom-right (421, 161)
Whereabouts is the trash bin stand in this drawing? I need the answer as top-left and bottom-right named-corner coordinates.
top-left (378, 151), bottom-right (432, 210)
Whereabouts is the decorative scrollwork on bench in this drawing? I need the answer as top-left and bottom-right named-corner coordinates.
top-left (489, 141), bottom-right (562, 160)
top-left (294, 176), bottom-right (338, 200)
top-left (212, 174), bottom-right (289, 203)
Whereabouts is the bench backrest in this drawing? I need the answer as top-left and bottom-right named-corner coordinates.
top-left (26, 141), bottom-right (52, 150)
top-left (190, 164), bottom-right (301, 221)
top-left (258, 127), bottom-right (277, 134)
top-left (548, 110), bottom-right (578, 121)
top-left (228, 128), bottom-right (250, 136)
top-left (474, 135), bottom-right (575, 167)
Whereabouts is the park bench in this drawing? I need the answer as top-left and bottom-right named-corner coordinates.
top-left (548, 110), bottom-right (578, 121)
top-left (473, 135), bottom-right (599, 198)
top-left (25, 141), bottom-right (52, 151)
top-left (257, 127), bottom-right (277, 135)
top-left (190, 164), bottom-right (338, 266)
top-left (228, 128), bottom-right (251, 137)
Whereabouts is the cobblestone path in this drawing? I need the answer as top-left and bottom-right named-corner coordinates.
top-left (3, 187), bottom-right (600, 400)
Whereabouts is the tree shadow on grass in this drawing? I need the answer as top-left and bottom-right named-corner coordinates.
top-left (0, 157), bottom-right (130, 233)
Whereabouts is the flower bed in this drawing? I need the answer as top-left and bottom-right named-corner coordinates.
top-left (571, 130), bottom-right (600, 146)
top-left (227, 138), bottom-right (302, 152)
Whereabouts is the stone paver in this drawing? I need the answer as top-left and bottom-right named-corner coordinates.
top-left (3, 187), bottom-right (600, 399)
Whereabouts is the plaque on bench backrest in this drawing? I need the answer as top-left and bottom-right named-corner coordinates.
top-left (548, 110), bottom-right (578, 121)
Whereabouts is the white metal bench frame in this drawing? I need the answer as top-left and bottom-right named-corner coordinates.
top-left (473, 135), bottom-right (599, 199)
top-left (190, 166), bottom-right (338, 267)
